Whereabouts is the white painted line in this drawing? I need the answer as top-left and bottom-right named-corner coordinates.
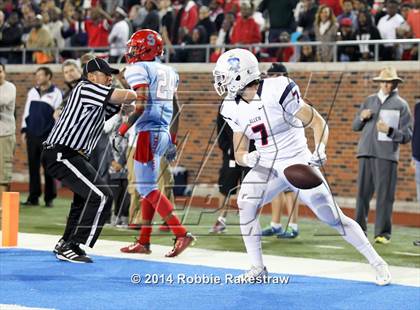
top-left (393, 251), bottom-right (420, 257)
top-left (0, 304), bottom-right (53, 310)
top-left (315, 245), bottom-right (345, 250)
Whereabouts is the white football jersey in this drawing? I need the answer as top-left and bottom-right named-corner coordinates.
top-left (220, 76), bottom-right (309, 165)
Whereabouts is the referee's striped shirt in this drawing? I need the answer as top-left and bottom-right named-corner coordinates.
top-left (45, 80), bottom-right (120, 156)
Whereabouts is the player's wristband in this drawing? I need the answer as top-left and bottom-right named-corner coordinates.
top-left (171, 133), bottom-right (177, 145)
top-left (118, 123), bottom-right (129, 136)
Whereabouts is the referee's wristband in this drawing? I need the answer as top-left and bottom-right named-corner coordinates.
top-left (118, 123), bottom-right (129, 136)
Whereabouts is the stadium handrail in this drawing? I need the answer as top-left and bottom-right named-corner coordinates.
top-left (0, 39), bottom-right (419, 64)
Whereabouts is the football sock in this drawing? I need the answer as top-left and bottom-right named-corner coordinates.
top-left (146, 190), bottom-right (187, 238)
top-left (218, 216), bottom-right (226, 224)
top-left (271, 222), bottom-right (282, 230)
top-left (239, 202), bottom-right (264, 268)
top-left (289, 223), bottom-right (298, 231)
top-left (139, 198), bottom-right (155, 245)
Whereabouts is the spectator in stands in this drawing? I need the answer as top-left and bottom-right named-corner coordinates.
top-left (68, 7), bottom-right (88, 50)
top-left (197, 5), bottom-right (217, 43)
top-left (26, 15), bottom-right (55, 64)
top-left (353, 66), bottom-right (412, 244)
top-left (20, 2), bottom-right (36, 43)
top-left (0, 64), bottom-right (16, 207)
top-left (299, 41), bottom-right (316, 62)
top-left (373, 0), bottom-right (387, 25)
top-left (355, 10), bottom-right (381, 60)
top-left (297, 0), bottom-right (318, 41)
top-left (0, 12), bottom-right (23, 64)
top-left (108, 7), bottom-right (130, 63)
top-left (258, 0), bottom-right (298, 41)
top-left (208, 0), bottom-right (225, 32)
top-left (45, 7), bottom-right (65, 51)
top-left (377, 0), bottom-right (405, 60)
top-left (319, 0), bottom-right (342, 16)
top-left (128, 4), bottom-right (146, 32)
top-left (400, 3), bottom-right (412, 21)
top-left (61, 59), bottom-right (82, 108)
top-left (85, 6), bottom-right (112, 49)
top-left (407, 0), bottom-right (420, 38)
top-left (275, 31), bottom-right (295, 62)
top-left (314, 5), bottom-right (338, 62)
top-left (186, 25), bottom-right (207, 62)
top-left (337, 17), bottom-right (359, 61)
top-left (178, 0), bottom-right (199, 35)
top-left (140, 0), bottom-right (160, 32)
top-left (396, 23), bottom-right (416, 60)
top-left (160, 0), bottom-right (175, 47)
top-left (353, 0), bottom-right (369, 14)
top-left (230, 1), bottom-right (261, 45)
top-left (21, 67), bottom-right (62, 207)
top-left (210, 12), bottom-right (235, 62)
top-left (337, 0), bottom-right (358, 31)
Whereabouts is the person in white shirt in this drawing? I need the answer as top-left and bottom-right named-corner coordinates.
top-left (213, 48), bottom-right (391, 286)
top-left (0, 63), bottom-right (16, 205)
top-left (108, 7), bottom-right (130, 63)
top-left (377, 0), bottom-right (405, 60)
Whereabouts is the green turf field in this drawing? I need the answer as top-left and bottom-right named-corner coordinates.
top-left (14, 195), bottom-right (420, 268)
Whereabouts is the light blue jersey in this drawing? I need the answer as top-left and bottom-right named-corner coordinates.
top-left (124, 60), bottom-right (179, 133)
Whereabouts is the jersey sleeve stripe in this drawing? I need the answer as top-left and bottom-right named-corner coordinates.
top-left (278, 82), bottom-right (296, 106)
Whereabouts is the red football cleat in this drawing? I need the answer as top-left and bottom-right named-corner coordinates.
top-left (165, 232), bottom-right (196, 257)
top-left (120, 242), bottom-right (151, 254)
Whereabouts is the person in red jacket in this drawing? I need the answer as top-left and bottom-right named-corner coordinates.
top-left (230, 2), bottom-right (261, 44)
top-left (179, 0), bottom-right (199, 34)
top-left (319, 0), bottom-right (343, 16)
top-left (84, 6), bottom-right (112, 48)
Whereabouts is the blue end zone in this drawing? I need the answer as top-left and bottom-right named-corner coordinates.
top-left (0, 249), bottom-right (418, 310)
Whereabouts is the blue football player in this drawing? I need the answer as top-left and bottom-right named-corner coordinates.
top-left (119, 29), bottom-right (195, 257)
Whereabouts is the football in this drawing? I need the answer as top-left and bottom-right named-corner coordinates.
top-left (283, 164), bottom-right (323, 189)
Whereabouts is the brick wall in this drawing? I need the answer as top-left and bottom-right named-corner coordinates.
top-left (7, 65), bottom-right (418, 201)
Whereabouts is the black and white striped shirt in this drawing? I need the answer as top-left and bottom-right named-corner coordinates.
top-left (45, 80), bottom-right (120, 156)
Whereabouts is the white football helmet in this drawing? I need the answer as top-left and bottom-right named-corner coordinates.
top-left (213, 48), bottom-right (261, 97)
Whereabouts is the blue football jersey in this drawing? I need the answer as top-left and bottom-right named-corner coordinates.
top-left (124, 60), bottom-right (179, 132)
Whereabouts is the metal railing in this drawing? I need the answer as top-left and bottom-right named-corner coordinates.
top-left (0, 39), bottom-right (418, 64)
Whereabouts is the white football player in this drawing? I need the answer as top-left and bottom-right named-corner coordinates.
top-left (213, 48), bottom-right (391, 285)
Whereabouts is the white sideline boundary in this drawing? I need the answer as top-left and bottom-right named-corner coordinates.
top-left (2, 232), bottom-right (420, 287)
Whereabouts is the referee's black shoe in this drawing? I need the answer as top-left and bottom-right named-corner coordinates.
top-left (56, 241), bottom-right (92, 263)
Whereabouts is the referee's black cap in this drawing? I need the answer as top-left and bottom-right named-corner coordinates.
top-left (267, 63), bottom-right (288, 76)
top-left (83, 58), bottom-right (119, 76)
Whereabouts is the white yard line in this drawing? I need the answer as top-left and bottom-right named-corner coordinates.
top-left (3, 232), bottom-right (419, 287)
top-left (0, 305), bottom-right (53, 310)
top-left (314, 245), bottom-right (345, 250)
top-left (393, 251), bottom-right (420, 257)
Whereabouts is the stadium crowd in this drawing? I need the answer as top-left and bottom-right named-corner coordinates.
top-left (0, 0), bottom-right (419, 64)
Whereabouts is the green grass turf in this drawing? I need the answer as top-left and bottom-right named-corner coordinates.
top-left (14, 195), bottom-right (420, 268)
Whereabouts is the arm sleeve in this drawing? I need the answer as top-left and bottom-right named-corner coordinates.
top-left (220, 102), bottom-right (242, 133)
top-left (352, 101), bottom-right (368, 132)
top-left (124, 64), bottom-right (150, 90)
top-left (388, 101), bottom-right (413, 144)
top-left (278, 79), bottom-right (304, 116)
top-left (80, 83), bottom-right (114, 107)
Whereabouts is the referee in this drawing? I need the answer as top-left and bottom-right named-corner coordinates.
top-left (42, 58), bottom-right (137, 263)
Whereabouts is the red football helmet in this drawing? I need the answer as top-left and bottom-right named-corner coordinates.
top-left (125, 29), bottom-right (164, 63)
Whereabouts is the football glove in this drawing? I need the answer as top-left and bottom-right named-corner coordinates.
top-left (165, 143), bottom-right (177, 163)
top-left (243, 150), bottom-right (260, 168)
top-left (309, 143), bottom-right (327, 167)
